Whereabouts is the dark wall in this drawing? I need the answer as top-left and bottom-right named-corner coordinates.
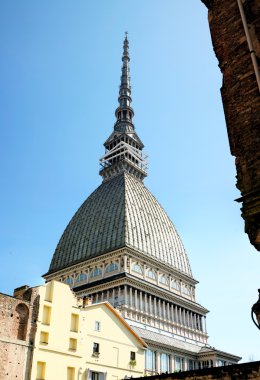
top-left (201, 0), bottom-right (260, 250)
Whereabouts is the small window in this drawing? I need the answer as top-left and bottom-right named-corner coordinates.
top-left (90, 267), bottom-right (102, 278)
top-left (40, 331), bottom-right (49, 344)
top-left (130, 351), bottom-right (136, 361)
top-left (105, 262), bottom-right (119, 273)
top-left (91, 372), bottom-right (99, 380)
top-left (94, 321), bottom-right (100, 331)
top-left (70, 313), bottom-right (79, 332)
top-left (159, 275), bottom-right (168, 285)
top-left (132, 263), bottom-right (142, 274)
top-left (147, 269), bottom-right (156, 280)
top-left (37, 361), bottom-right (46, 380)
top-left (171, 280), bottom-right (181, 290)
top-left (93, 342), bottom-right (100, 354)
top-left (75, 273), bottom-right (87, 283)
top-left (182, 285), bottom-right (191, 295)
top-left (69, 338), bottom-right (77, 351)
top-left (42, 306), bottom-right (51, 325)
top-left (67, 367), bottom-right (75, 380)
top-left (64, 277), bottom-right (73, 285)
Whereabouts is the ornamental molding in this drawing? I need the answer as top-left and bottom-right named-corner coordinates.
top-left (124, 245), bottom-right (198, 285)
top-left (123, 276), bottom-right (208, 314)
top-left (43, 248), bottom-right (127, 280)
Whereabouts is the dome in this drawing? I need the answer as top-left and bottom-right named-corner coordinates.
top-left (48, 172), bottom-right (192, 277)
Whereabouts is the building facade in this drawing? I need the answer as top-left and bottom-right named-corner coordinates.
top-left (201, 0), bottom-right (260, 251)
top-left (44, 35), bottom-right (241, 373)
top-left (0, 286), bottom-right (39, 379)
top-left (30, 280), bottom-right (146, 380)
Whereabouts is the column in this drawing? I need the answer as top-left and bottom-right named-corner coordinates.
top-left (118, 286), bottom-right (121, 305)
top-left (149, 295), bottom-right (152, 314)
top-left (170, 355), bottom-right (175, 373)
top-left (134, 289), bottom-right (138, 309)
top-left (106, 289), bottom-right (109, 302)
top-left (129, 287), bottom-right (133, 307)
top-left (156, 351), bottom-right (160, 374)
top-left (174, 305), bottom-right (178, 323)
top-left (140, 291), bottom-right (143, 311)
top-left (178, 307), bottom-right (182, 325)
top-left (167, 302), bottom-right (170, 321)
top-left (171, 304), bottom-right (174, 322)
top-left (190, 312), bottom-right (193, 329)
top-left (199, 315), bottom-right (202, 331)
top-left (144, 292), bottom-right (148, 313)
top-left (184, 309), bottom-right (187, 327)
top-left (124, 285), bottom-right (128, 305)
top-left (101, 291), bottom-right (104, 302)
top-left (196, 314), bottom-right (200, 330)
top-left (204, 316), bottom-right (207, 333)
top-left (154, 297), bottom-right (157, 316)
top-left (158, 299), bottom-right (161, 318)
top-left (112, 288), bottom-right (115, 306)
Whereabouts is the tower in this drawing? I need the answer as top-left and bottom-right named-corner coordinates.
top-left (44, 35), bottom-right (240, 372)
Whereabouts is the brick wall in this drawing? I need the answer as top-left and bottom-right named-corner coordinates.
top-left (201, 0), bottom-right (260, 250)
top-left (0, 288), bottom-right (39, 380)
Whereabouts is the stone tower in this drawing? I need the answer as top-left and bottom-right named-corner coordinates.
top-left (44, 35), bottom-right (240, 372)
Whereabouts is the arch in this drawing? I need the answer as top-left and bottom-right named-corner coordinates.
top-left (182, 284), bottom-right (191, 295)
top-left (132, 263), bottom-right (143, 274)
top-left (146, 268), bottom-right (156, 280)
top-left (64, 277), bottom-right (73, 285)
top-left (159, 275), bottom-right (169, 285)
top-left (105, 262), bottom-right (119, 273)
top-left (75, 273), bottom-right (87, 283)
top-left (15, 303), bottom-right (29, 340)
top-left (90, 267), bottom-right (102, 278)
top-left (171, 280), bottom-right (181, 291)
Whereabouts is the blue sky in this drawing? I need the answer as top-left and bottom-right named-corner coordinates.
top-left (0, 1), bottom-right (259, 362)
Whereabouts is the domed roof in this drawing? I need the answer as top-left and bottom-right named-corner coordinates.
top-left (48, 172), bottom-right (192, 277)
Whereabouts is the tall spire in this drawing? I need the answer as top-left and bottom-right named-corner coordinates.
top-left (114, 32), bottom-right (134, 133)
top-left (99, 35), bottom-right (148, 182)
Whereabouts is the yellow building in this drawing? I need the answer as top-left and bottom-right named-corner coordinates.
top-left (30, 280), bottom-right (146, 380)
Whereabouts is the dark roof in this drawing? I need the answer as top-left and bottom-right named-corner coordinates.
top-left (47, 172), bottom-right (192, 277)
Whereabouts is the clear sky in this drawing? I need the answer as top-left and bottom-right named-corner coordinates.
top-left (0, 1), bottom-right (259, 362)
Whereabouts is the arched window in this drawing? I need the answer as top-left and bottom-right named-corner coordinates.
top-left (132, 263), bottom-right (143, 274)
top-left (90, 267), bottom-right (102, 278)
top-left (75, 273), bottom-right (87, 283)
top-left (182, 284), bottom-right (191, 295)
top-left (15, 303), bottom-right (29, 340)
top-left (105, 262), bottom-right (119, 273)
top-left (64, 277), bottom-right (73, 285)
top-left (147, 269), bottom-right (156, 280)
top-left (171, 280), bottom-right (181, 291)
top-left (159, 275), bottom-right (168, 285)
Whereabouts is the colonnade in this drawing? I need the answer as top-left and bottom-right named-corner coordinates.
top-left (87, 284), bottom-right (207, 334)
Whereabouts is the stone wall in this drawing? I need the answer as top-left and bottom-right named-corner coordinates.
top-left (0, 287), bottom-right (39, 380)
top-left (135, 361), bottom-right (260, 380)
top-left (201, 0), bottom-right (260, 250)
